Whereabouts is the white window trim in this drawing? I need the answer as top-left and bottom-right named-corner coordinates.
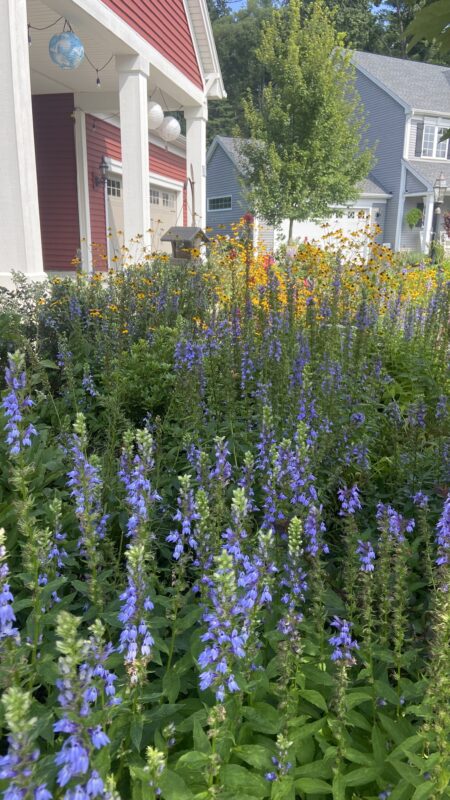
top-left (207, 195), bottom-right (232, 211)
top-left (421, 119), bottom-right (450, 160)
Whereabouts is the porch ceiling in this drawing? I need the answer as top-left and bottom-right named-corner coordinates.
top-left (28, 0), bottom-right (184, 108)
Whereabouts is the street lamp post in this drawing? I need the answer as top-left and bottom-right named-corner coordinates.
top-left (431, 172), bottom-right (447, 261)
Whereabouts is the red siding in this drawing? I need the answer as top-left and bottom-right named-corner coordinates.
top-left (86, 116), bottom-right (188, 262)
top-left (100, 0), bottom-right (202, 89)
top-left (32, 94), bottom-right (80, 272)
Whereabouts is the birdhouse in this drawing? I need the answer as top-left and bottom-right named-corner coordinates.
top-left (160, 227), bottom-right (209, 262)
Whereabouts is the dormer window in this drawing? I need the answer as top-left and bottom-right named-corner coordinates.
top-left (421, 121), bottom-right (450, 159)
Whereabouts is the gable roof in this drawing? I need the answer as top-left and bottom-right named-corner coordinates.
top-left (353, 51), bottom-right (450, 114)
top-left (406, 160), bottom-right (450, 192)
top-left (208, 136), bottom-right (390, 197)
top-left (207, 136), bottom-right (251, 172)
top-left (185, 0), bottom-right (226, 99)
top-left (360, 175), bottom-right (391, 197)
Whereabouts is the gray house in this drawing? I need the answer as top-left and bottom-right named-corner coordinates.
top-left (206, 135), bottom-right (391, 251)
top-left (353, 51), bottom-right (450, 253)
top-left (207, 53), bottom-right (450, 254)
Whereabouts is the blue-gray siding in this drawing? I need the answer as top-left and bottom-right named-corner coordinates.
top-left (405, 170), bottom-right (427, 193)
top-left (400, 196), bottom-right (424, 250)
top-left (356, 70), bottom-right (406, 246)
top-left (206, 144), bottom-right (248, 235)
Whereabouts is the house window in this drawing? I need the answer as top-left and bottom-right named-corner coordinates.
top-left (208, 196), bottom-right (232, 211)
top-left (107, 178), bottom-right (121, 197)
top-left (162, 191), bottom-right (175, 209)
top-left (422, 124), bottom-right (450, 159)
top-left (150, 189), bottom-right (160, 205)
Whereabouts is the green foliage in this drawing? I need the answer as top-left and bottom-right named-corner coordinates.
top-left (0, 252), bottom-right (449, 799)
top-left (405, 208), bottom-right (424, 230)
top-left (239, 0), bottom-right (374, 235)
top-left (407, 0), bottom-right (450, 56)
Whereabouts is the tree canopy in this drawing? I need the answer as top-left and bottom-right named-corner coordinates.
top-left (239, 0), bottom-right (373, 238)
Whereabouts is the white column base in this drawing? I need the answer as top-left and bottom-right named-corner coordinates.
top-left (0, 0), bottom-right (45, 287)
top-left (116, 55), bottom-right (151, 254)
top-left (184, 104), bottom-right (208, 229)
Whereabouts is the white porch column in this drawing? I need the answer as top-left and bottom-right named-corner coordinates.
top-left (422, 194), bottom-right (434, 254)
top-left (116, 55), bottom-right (151, 251)
top-left (0, 0), bottom-right (45, 288)
top-left (73, 109), bottom-right (93, 273)
top-left (184, 103), bottom-right (208, 229)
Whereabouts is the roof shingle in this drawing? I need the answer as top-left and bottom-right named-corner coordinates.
top-left (353, 51), bottom-right (450, 113)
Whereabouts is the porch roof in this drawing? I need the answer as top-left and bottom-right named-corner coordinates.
top-left (406, 160), bottom-right (450, 192)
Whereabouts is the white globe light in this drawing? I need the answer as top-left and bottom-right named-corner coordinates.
top-left (148, 101), bottom-right (164, 130)
top-left (159, 116), bottom-right (181, 142)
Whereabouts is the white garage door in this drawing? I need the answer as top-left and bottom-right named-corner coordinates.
top-left (107, 177), bottom-right (179, 261)
top-left (150, 187), bottom-right (178, 252)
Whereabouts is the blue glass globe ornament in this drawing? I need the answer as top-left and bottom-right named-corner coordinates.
top-left (49, 32), bottom-right (84, 70)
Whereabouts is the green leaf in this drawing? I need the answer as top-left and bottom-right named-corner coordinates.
top-left (292, 719), bottom-right (324, 742)
top-left (343, 748), bottom-right (374, 767)
top-left (389, 760), bottom-right (421, 787)
top-left (220, 764), bottom-right (269, 798)
top-left (159, 769), bottom-right (193, 800)
top-left (271, 778), bottom-right (295, 800)
top-left (346, 710), bottom-right (371, 731)
top-left (298, 690), bottom-right (328, 713)
top-left (296, 759), bottom-right (333, 779)
top-left (130, 716), bottom-right (143, 751)
top-left (295, 778), bottom-right (332, 794)
top-left (343, 766), bottom-right (381, 787)
top-left (371, 725), bottom-right (386, 764)
top-left (234, 745), bottom-right (273, 770)
top-left (345, 690), bottom-right (373, 710)
top-left (176, 751), bottom-right (209, 771)
top-left (411, 784), bottom-right (435, 800)
top-left (242, 703), bottom-right (281, 734)
top-left (193, 719), bottom-right (211, 754)
top-left (332, 773), bottom-right (346, 800)
top-left (163, 670), bottom-right (180, 703)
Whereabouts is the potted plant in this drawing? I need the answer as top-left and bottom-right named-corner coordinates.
top-left (405, 207), bottom-right (423, 229)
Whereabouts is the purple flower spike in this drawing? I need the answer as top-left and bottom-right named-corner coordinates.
top-left (338, 485), bottom-right (362, 516)
top-left (329, 617), bottom-right (359, 664)
top-left (356, 539), bottom-right (375, 572)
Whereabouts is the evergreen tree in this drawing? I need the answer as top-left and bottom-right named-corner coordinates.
top-left (240, 0), bottom-right (374, 240)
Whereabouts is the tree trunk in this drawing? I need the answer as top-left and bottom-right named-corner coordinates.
top-left (288, 218), bottom-right (294, 243)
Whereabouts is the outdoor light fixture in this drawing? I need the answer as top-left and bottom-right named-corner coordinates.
top-left (148, 101), bottom-right (164, 130)
top-left (433, 172), bottom-right (447, 206)
top-left (49, 30), bottom-right (85, 69)
top-left (430, 172), bottom-right (447, 261)
top-left (93, 156), bottom-right (109, 189)
top-left (159, 116), bottom-right (181, 142)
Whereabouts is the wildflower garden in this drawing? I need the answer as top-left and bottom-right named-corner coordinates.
top-left (0, 231), bottom-right (449, 800)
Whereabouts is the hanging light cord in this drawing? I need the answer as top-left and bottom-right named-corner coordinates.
top-left (28, 16), bottom-right (64, 31)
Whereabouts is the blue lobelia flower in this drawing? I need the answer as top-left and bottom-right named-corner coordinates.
top-left (118, 428), bottom-right (160, 542)
top-left (1, 351), bottom-right (37, 457)
top-left (356, 539), bottom-right (376, 572)
top-left (338, 484), bottom-right (362, 516)
top-left (329, 616), bottom-right (359, 664)
top-left (436, 493), bottom-right (450, 570)
top-left (166, 474), bottom-right (199, 560)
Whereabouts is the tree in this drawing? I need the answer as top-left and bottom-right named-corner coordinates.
top-left (207, 1), bottom-right (275, 143)
top-left (240, 0), bottom-right (374, 241)
top-left (407, 0), bottom-right (450, 57)
top-left (206, 0), bottom-right (231, 21)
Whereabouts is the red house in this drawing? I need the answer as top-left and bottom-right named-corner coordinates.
top-left (0, 0), bottom-right (225, 286)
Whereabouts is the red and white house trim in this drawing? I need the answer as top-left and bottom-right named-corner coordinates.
top-left (0, 0), bottom-right (224, 287)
